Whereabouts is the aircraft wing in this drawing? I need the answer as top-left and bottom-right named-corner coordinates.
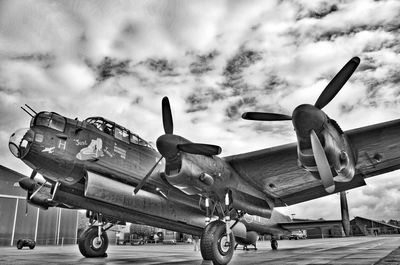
top-left (224, 119), bottom-right (400, 207)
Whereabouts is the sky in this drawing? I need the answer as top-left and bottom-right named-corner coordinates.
top-left (0, 0), bottom-right (399, 222)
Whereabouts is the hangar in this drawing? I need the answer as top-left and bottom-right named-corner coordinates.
top-left (351, 216), bottom-right (400, 236)
top-left (0, 165), bottom-right (78, 246)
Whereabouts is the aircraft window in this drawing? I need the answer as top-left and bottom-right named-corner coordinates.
top-left (34, 112), bottom-right (66, 132)
top-left (103, 123), bottom-right (114, 135)
top-left (130, 134), bottom-right (139, 144)
top-left (130, 133), bottom-right (153, 149)
top-left (86, 118), bottom-right (114, 136)
top-left (49, 114), bottom-right (66, 132)
top-left (115, 126), bottom-right (129, 143)
top-left (35, 112), bottom-right (51, 127)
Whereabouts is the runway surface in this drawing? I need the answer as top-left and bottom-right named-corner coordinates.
top-left (1, 236), bottom-right (400, 265)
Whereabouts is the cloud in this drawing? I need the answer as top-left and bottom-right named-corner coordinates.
top-left (0, 0), bottom-right (399, 222)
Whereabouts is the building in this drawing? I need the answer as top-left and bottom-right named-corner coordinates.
top-left (351, 216), bottom-right (400, 236)
top-left (0, 165), bottom-right (78, 246)
top-left (287, 218), bottom-right (345, 239)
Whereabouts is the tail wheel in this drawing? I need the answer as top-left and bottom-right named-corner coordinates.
top-left (271, 238), bottom-right (278, 250)
top-left (200, 220), bottom-right (235, 265)
top-left (78, 226), bottom-right (108, 257)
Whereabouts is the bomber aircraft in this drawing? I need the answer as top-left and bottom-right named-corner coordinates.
top-left (8, 57), bottom-right (400, 265)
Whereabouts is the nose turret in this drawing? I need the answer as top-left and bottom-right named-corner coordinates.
top-left (9, 128), bottom-right (34, 158)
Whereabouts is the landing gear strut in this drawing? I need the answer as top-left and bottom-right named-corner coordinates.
top-left (200, 193), bottom-right (236, 265)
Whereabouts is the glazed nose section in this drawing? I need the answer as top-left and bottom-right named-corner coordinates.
top-left (9, 128), bottom-right (33, 158)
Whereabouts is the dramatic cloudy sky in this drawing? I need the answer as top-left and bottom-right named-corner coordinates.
top-left (1, 0), bottom-right (399, 221)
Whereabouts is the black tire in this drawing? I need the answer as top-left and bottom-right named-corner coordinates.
top-left (271, 239), bottom-right (278, 250)
top-left (29, 243), bottom-right (35, 249)
top-left (200, 220), bottom-right (235, 265)
top-left (78, 226), bottom-right (108, 257)
top-left (17, 240), bottom-right (23, 250)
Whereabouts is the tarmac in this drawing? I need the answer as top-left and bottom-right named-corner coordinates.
top-left (1, 236), bottom-right (400, 265)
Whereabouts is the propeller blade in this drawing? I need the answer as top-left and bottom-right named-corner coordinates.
top-left (162, 97), bottom-right (173, 134)
top-left (25, 191), bottom-right (31, 215)
top-left (314, 57), bottom-right (360, 109)
top-left (30, 170), bottom-right (37, 179)
top-left (310, 130), bottom-right (335, 193)
top-left (177, 143), bottom-right (222, 156)
top-left (133, 156), bottom-right (163, 195)
top-left (242, 112), bottom-right (292, 121)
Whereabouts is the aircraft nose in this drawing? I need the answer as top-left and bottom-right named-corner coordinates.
top-left (9, 128), bottom-right (34, 158)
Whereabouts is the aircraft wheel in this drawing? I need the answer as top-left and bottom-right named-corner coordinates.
top-left (200, 220), bottom-right (235, 265)
top-left (271, 238), bottom-right (278, 250)
top-left (78, 226), bottom-right (108, 257)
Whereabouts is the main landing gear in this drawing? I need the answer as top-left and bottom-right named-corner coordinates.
top-left (78, 226), bottom-right (108, 257)
top-left (78, 211), bottom-right (115, 258)
top-left (200, 194), bottom-right (236, 265)
top-left (201, 220), bottom-right (235, 265)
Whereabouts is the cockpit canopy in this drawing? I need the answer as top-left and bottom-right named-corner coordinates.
top-left (31, 112), bottom-right (66, 132)
top-left (85, 117), bottom-right (153, 149)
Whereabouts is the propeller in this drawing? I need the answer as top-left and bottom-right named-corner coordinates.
top-left (242, 57), bottom-right (360, 121)
top-left (242, 57), bottom-right (360, 193)
top-left (133, 96), bottom-right (222, 195)
top-left (310, 130), bottom-right (335, 193)
top-left (314, 57), bottom-right (360, 110)
top-left (25, 170), bottom-right (37, 215)
top-left (133, 156), bottom-right (163, 195)
top-left (241, 112), bottom-right (292, 121)
top-left (177, 143), bottom-right (222, 156)
top-left (162, 97), bottom-right (174, 134)
top-left (159, 96), bottom-right (222, 157)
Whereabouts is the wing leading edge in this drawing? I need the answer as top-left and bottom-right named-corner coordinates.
top-left (224, 119), bottom-right (400, 207)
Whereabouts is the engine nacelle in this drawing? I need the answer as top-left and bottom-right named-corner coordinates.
top-left (230, 189), bottom-right (273, 219)
top-left (297, 119), bottom-right (356, 183)
top-left (322, 129), bottom-right (356, 182)
top-left (164, 153), bottom-right (225, 195)
top-left (29, 187), bottom-right (56, 210)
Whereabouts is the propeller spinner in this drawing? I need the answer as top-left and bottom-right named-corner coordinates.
top-left (242, 57), bottom-right (360, 193)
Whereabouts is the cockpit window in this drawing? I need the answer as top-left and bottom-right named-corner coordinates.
top-left (86, 117), bottom-right (114, 136)
top-left (85, 117), bottom-right (154, 149)
top-left (49, 114), bottom-right (66, 131)
top-left (115, 126), bottom-right (129, 143)
top-left (35, 112), bottom-right (51, 127)
top-left (34, 112), bottom-right (66, 132)
top-left (130, 133), bottom-right (140, 144)
top-left (131, 133), bottom-right (153, 149)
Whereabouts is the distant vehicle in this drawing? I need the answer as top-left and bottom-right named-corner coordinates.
top-left (162, 239), bottom-right (176, 245)
top-left (130, 238), bottom-right (145, 245)
top-left (289, 233), bottom-right (307, 240)
top-left (16, 239), bottom-right (35, 249)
